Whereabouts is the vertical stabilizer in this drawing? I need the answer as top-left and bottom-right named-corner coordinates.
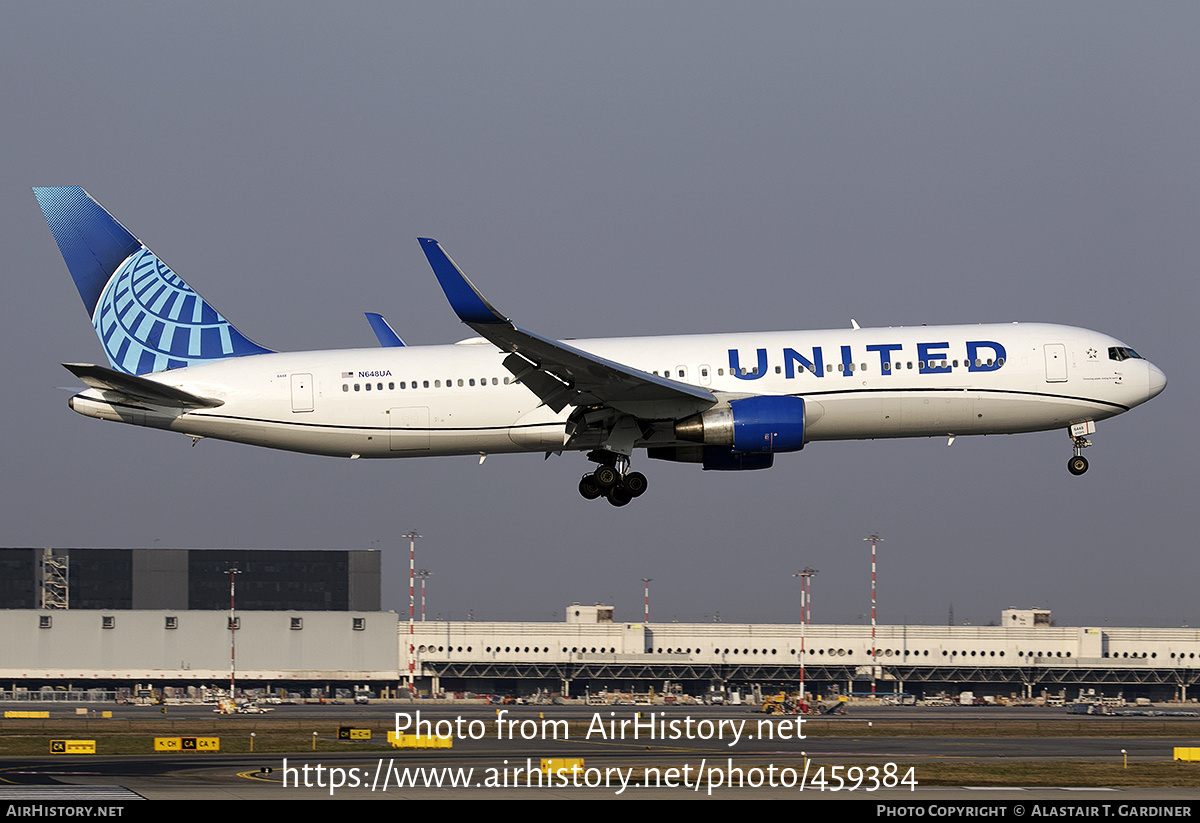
top-left (364, 312), bottom-right (406, 347)
top-left (35, 187), bottom-right (271, 375)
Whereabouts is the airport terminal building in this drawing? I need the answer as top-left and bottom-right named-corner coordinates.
top-left (1, 578), bottom-right (1198, 702)
top-left (405, 605), bottom-right (1200, 703)
top-left (0, 550), bottom-right (1195, 701)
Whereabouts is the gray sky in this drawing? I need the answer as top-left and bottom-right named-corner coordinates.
top-left (1, 2), bottom-right (1196, 628)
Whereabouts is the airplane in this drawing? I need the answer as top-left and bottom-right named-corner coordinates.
top-left (34, 186), bottom-right (1166, 507)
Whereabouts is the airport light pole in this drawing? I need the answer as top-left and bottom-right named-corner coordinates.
top-left (864, 533), bottom-right (883, 696)
top-left (224, 566), bottom-right (242, 702)
top-left (798, 565), bottom-right (817, 625)
top-left (403, 531), bottom-right (421, 694)
top-left (794, 568), bottom-right (817, 707)
top-left (642, 578), bottom-right (652, 624)
top-left (417, 569), bottom-right (433, 622)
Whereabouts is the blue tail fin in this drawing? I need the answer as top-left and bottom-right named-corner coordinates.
top-left (34, 187), bottom-right (271, 375)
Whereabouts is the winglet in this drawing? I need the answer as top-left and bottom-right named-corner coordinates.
top-left (364, 312), bottom-right (406, 347)
top-left (418, 238), bottom-right (508, 325)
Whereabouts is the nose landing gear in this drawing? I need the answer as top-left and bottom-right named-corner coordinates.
top-left (1068, 442), bottom-right (1090, 476)
top-left (578, 451), bottom-right (648, 506)
top-left (1067, 423), bottom-right (1093, 476)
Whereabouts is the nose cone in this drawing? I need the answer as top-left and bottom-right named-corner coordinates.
top-left (1147, 362), bottom-right (1167, 400)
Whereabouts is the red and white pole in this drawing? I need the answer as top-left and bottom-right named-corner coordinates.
top-left (804, 566), bottom-right (816, 625)
top-left (864, 534), bottom-right (883, 697)
top-left (418, 569), bottom-right (432, 622)
top-left (404, 531), bottom-right (420, 695)
top-left (225, 567), bottom-right (241, 702)
top-left (793, 567), bottom-right (817, 709)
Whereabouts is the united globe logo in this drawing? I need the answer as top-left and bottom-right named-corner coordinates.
top-left (94, 248), bottom-right (252, 375)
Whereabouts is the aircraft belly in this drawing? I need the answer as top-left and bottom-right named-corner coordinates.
top-left (804, 392), bottom-right (975, 439)
top-left (900, 393), bottom-right (976, 432)
top-left (968, 394), bottom-right (1117, 432)
top-left (166, 413), bottom-right (354, 455)
top-left (508, 408), bottom-right (568, 451)
top-left (803, 390), bottom-right (1116, 441)
top-left (426, 430), bottom-right (524, 456)
top-left (173, 413), bottom-right (526, 458)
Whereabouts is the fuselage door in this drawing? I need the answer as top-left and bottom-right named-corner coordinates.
top-left (389, 407), bottom-right (430, 451)
top-left (290, 373), bottom-right (314, 412)
top-left (1044, 344), bottom-right (1068, 383)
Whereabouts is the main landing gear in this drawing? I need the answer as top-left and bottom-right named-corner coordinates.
top-left (578, 450), bottom-right (648, 507)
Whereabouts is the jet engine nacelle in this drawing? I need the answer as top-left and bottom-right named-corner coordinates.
top-left (645, 444), bottom-right (775, 470)
top-left (674, 396), bottom-right (807, 454)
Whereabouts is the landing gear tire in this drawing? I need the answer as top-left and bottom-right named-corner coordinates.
top-left (607, 484), bottom-right (633, 507)
top-left (593, 465), bottom-right (619, 490)
top-left (583, 454), bottom-right (646, 504)
top-left (1068, 455), bottom-right (1089, 476)
top-left (579, 475), bottom-right (602, 500)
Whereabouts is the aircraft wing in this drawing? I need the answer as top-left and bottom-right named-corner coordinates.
top-left (62, 363), bottom-right (224, 408)
top-left (419, 238), bottom-right (716, 418)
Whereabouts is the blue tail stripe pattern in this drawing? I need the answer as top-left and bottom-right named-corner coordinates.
top-left (35, 187), bottom-right (271, 375)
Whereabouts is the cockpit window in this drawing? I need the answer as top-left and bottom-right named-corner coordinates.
top-left (1108, 347), bottom-right (1142, 362)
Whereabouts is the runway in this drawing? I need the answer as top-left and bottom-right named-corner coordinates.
top-left (2, 703), bottom-right (1199, 800)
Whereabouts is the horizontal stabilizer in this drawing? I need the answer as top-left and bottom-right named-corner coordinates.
top-left (364, 312), bottom-right (406, 347)
top-left (63, 363), bottom-right (224, 408)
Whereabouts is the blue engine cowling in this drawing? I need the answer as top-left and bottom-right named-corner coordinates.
top-left (728, 395), bottom-right (806, 453)
top-left (674, 396), bottom-right (806, 454)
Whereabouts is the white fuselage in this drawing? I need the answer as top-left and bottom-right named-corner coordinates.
top-left (68, 322), bottom-right (1165, 459)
